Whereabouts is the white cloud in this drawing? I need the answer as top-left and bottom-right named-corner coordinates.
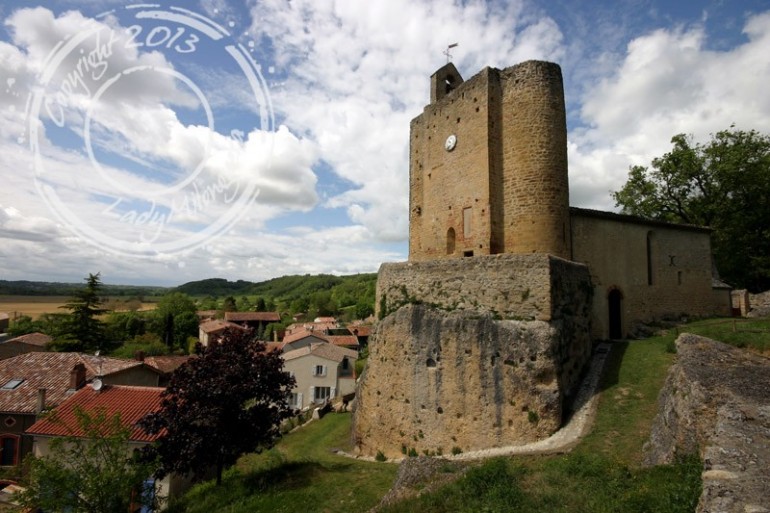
top-left (248, 0), bottom-right (565, 243)
top-left (568, 11), bottom-right (770, 210)
top-left (2, 2), bottom-right (769, 286)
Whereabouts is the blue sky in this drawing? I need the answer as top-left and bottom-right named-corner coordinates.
top-left (0, 0), bottom-right (769, 286)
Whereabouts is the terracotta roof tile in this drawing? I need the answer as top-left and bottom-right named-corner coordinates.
top-left (143, 355), bottom-right (193, 374)
top-left (26, 385), bottom-right (164, 442)
top-left (224, 312), bottom-right (281, 322)
top-left (263, 342), bottom-right (285, 353)
top-left (348, 325), bottom-right (372, 337)
top-left (199, 319), bottom-right (243, 334)
top-left (5, 332), bottom-right (52, 347)
top-left (0, 353), bottom-right (145, 414)
top-left (283, 342), bottom-right (357, 363)
top-left (326, 335), bottom-right (360, 348)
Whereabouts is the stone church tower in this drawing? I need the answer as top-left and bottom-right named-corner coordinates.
top-left (353, 60), bottom-right (730, 459)
top-left (409, 61), bottom-right (571, 261)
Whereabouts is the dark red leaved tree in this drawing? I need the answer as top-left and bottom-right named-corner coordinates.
top-left (141, 329), bottom-right (295, 485)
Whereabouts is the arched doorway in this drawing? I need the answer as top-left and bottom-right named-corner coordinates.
top-left (608, 289), bottom-right (623, 340)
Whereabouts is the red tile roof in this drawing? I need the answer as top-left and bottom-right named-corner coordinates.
top-left (199, 319), bottom-right (243, 334)
top-left (224, 312), bottom-right (281, 322)
top-left (282, 342), bottom-right (358, 363)
top-left (143, 355), bottom-right (193, 375)
top-left (281, 329), bottom-right (359, 348)
top-left (348, 325), bottom-right (372, 337)
top-left (263, 342), bottom-right (285, 353)
top-left (326, 335), bottom-right (360, 348)
top-left (284, 321), bottom-right (339, 335)
top-left (5, 332), bottom-right (52, 347)
top-left (26, 385), bottom-right (164, 442)
top-left (0, 353), bottom-right (146, 414)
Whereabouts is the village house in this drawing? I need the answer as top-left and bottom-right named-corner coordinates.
top-left (223, 311), bottom-right (281, 333)
top-left (0, 352), bottom-right (162, 468)
top-left (198, 319), bottom-right (244, 347)
top-left (282, 343), bottom-right (357, 411)
top-left (0, 332), bottom-right (51, 360)
top-left (281, 318), bottom-right (362, 351)
top-left (25, 384), bottom-right (193, 504)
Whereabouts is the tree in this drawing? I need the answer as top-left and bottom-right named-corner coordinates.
top-left (150, 292), bottom-right (198, 352)
top-left (613, 128), bottom-right (770, 291)
top-left (222, 296), bottom-right (237, 312)
top-left (16, 408), bottom-right (159, 513)
top-left (60, 273), bottom-right (108, 352)
top-left (140, 329), bottom-right (295, 485)
top-left (255, 297), bottom-right (267, 312)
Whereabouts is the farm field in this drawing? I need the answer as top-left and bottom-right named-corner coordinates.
top-left (0, 296), bottom-right (157, 321)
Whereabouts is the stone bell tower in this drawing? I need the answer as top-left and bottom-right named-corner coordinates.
top-left (408, 60), bottom-right (571, 261)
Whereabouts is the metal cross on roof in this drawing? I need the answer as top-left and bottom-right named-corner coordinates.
top-left (443, 43), bottom-right (458, 63)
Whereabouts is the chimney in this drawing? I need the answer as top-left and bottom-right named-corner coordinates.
top-left (70, 363), bottom-right (86, 390)
top-left (36, 388), bottom-right (46, 415)
top-left (135, 350), bottom-right (145, 362)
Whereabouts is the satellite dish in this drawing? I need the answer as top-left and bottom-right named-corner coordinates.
top-left (92, 378), bottom-right (103, 391)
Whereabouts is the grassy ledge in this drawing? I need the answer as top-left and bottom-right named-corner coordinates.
top-left (171, 318), bottom-right (770, 512)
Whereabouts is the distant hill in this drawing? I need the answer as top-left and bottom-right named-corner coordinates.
top-left (175, 273), bottom-right (377, 314)
top-left (174, 278), bottom-right (256, 296)
top-left (0, 280), bottom-right (167, 297)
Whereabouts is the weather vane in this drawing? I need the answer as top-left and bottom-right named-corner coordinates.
top-left (443, 43), bottom-right (458, 63)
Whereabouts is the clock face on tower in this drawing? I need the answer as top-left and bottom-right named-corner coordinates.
top-left (445, 134), bottom-right (457, 152)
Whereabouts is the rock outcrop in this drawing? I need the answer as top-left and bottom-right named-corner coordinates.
top-left (644, 334), bottom-right (770, 512)
top-left (353, 304), bottom-right (591, 458)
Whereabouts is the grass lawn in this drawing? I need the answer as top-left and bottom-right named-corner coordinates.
top-left (168, 412), bottom-right (397, 513)
top-left (171, 317), bottom-right (770, 512)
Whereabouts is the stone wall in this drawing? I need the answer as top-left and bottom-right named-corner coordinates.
top-left (499, 61), bottom-right (570, 259)
top-left (408, 61), bottom-right (570, 261)
top-left (643, 334), bottom-right (770, 512)
top-left (355, 254), bottom-right (593, 458)
top-left (571, 208), bottom-right (732, 339)
top-left (409, 67), bottom-right (496, 260)
top-left (377, 253), bottom-right (583, 322)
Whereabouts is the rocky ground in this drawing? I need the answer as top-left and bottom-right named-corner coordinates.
top-left (644, 334), bottom-right (770, 513)
top-left (748, 290), bottom-right (770, 317)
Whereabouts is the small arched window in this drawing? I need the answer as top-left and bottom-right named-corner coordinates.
top-left (446, 228), bottom-right (456, 255)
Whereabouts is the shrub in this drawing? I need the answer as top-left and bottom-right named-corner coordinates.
top-left (375, 451), bottom-right (387, 462)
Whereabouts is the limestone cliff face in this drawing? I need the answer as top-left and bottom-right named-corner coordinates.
top-left (353, 304), bottom-right (578, 458)
top-left (644, 334), bottom-right (770, 513)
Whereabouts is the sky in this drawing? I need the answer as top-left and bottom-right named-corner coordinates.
top-left (0, 0), bottom-right (769, 286)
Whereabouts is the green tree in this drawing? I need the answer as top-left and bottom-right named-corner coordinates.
top-left (140, 329), bottom-right (295, 486)
top-left (104, 311), bottom-right (147, 344)
top-left (6, 315), bottom-right (36, 337)
top-left (150, 292), bottom-right (198, 352)
top-left (222, 296), bottom-right (237, 312)
top-left (60, 273), bottom-right (108, 352)
top-left (354, 299), bottom-right (374, 320)
top-left (16, 408), bottom-right (159, 513)
top-left (613, 128), bottom-right (770, 291)
top-left (255, 297), bottom-right (267, 312)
